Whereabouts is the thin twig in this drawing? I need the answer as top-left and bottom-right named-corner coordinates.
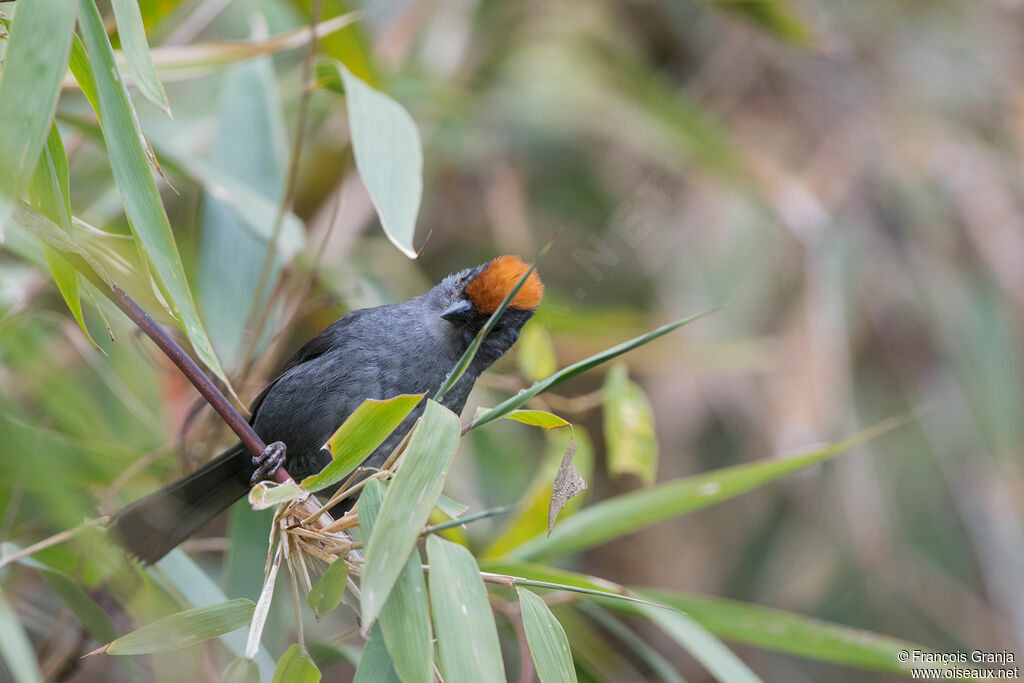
top-left (107, 285), bottom-right (291, 484)
top-left (239, 0), bottom-right (324, 370)
top-left (0, 518), bottom-right (108, 570)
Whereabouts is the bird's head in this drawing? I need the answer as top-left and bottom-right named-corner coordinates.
top-left (431, 255), bottom-right (543, 346)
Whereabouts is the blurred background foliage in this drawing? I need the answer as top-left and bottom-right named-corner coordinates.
top-left (1, 0), bottom-right (1022, 680)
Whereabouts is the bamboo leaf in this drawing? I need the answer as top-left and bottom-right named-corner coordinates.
top-left (436, 246), bottom-right (549, 402)
top-left (500, 410), bottom-right (570, 430)
top-left (306, 558), bottom-right (348, 620)
top-left (91, 599), bottom-right (255, 655)
top-left (426, 536), bottom-right (506, 683)
top-left (641, 589), bottom-right (925, 674)
top-left (37, 567), bottom-right (116, 643)
top-left (353, 624), bottom-right (401, 683)
top-left (273, 644), bottom-right (321, 683)
top-left (249, 480), bottom-right (305, 510)
top-left (302, 394), bottom-right (424, 493)
top-left (320, 59), bottom-right (422, 258)
top-left (0, 592), bottom-right (44, 683)
top-left (636, 597), bottom-right (762, 683)
top-left (110, 0), bottom-right (170, 113)
top-left (221, 657), bottom-right (260, 683)
top-left (471, 310), bottom-right (712, 430)
top-left (360, 400), bottom-right (460, 628)
top-left (0, 0), bottom-right (76, 233)
top-left (603, 364), bottom-right (657, 483)
top-left (360, 479), bottom-right (433, 683)
top-left (30, 125), bottom-right (98, 346)
top-left (517, 588), bottom-right (578, 683)
top-left (76, 0), bottom-right (228, 384)
top-left (503, 417), bottom-right (905, 561)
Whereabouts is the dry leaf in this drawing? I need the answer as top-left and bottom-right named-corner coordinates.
top-left (548, 436), bottom-right (588, 535)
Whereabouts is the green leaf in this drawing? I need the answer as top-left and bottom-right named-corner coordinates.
top-left (353, 623), bottom-right (401, 683)
top-left (29, 125), bottom-right (98, 347)
top-left (517, 322), bottom-right (558, 382)
top-left (152, 550), bottom-right (276, 679)
top-left (577, 604), bottom-right (685, 683)
top-left (68, 34), bottom-right (99, 113)
top-left (0, 0), bottom-right (76, 233)
top-left (603, 364), bottom-right (658, 483)
top-left (273, 644), bottom-right (321, 683)
top-left (360, 479), bottom-right (433, 683)
top-left (500, 410), bottom-right (570, 430)
top-left (302, 394), bottom-right (425, 492)
top-left (76, 0), bottom-right (228, 385)
top-left (517, 588), bottom-right (578, 683)
top-left (110, 0), bottom-right (170, 113)
top-left (306, 558), bottom-right (349, 620)
top-left (323, 59), bottom-right (422, 258)
top-left (636, 597), bottom-right (762, 683)
top-left (94, 598), bottom-right (255, 655)
top-left (502, 417), bottom-right (904, 561)
top-left (483, 429), bottom-right (593, 558)
top-left (38, 567), bottom-right (116, 643)
top-left (715, 0), bottom-right (813, 47)
top-left (0, 591), bottom-right (44, 683)
top-left (435, 246), bottom-right (549, 402)
top-left (471, 310), bottom-right (712, 430)
top-left (221, 657), bottom-right (261, 683)
top-left (642, 589), bottom-right (924, 674)
top-left (361, 400), bottom-right (460, 627)
top-left (426, 536), bottom-right (506, 683)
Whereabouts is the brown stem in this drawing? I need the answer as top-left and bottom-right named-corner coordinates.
top-left (108, 284), bottom-right (291, 484)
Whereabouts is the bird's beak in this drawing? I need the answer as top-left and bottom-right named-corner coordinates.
top-left (441, 300), bottom-right (474, 323)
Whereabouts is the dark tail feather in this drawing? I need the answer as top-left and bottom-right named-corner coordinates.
top-left (110, 443), bottom-right (254, 565)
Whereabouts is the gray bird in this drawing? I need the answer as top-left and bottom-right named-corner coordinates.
top-left (111, 256), bottom-right (544, 563)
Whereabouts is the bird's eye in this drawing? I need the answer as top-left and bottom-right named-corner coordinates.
top-left (458, 275), bottom-right (467, 285)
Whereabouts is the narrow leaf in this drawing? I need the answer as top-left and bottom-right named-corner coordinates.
top-left (353, 624), bottom-right (401, 683)
top-left (76, 0), bottom-right (228, 384)
top-left (504, 417), bottom-right (905, 561)
top-left (307, 558), bottom-right (349, 620)
top-left (302, 394), bottom-right (424, 493)
top-left (426, 536), bottom-right (506, 683)
top-left (30, 125), bottom-right (97, 346)
top-left (273, 644), bottom-right (321, 683)
top-left (637, 598), bottom-right (762, 683)
top-left (517, 588), bottom-right (578, 683)
top-left (38, 567), bottom-right (116, 643)
top-left (93, 598), bottom-right (255, 655)
top-left (324, 59), bottom-right (422, 258)
top-left (68, 34), bottom-right (99, 113)
top-left (500, 410), bottom-right (570, 430)
top-left (110, 0), bottom-right (170, 113)
top-left (221, 657), bottom-right (260, 683)
top-left (0, 0), bottom-right (76, 232)
top-left (0, 592), bottom-right (44, 683)
top-left (471, 310), bottom-right (712, 430)
top-left (436, 245), bottom-right (549, 401)
top-left (360, 479), bottom-right (433, 683)
top-left (642, 589), bottom-right (925, 674)
top-left (361, 400), bottom-right (460, 628)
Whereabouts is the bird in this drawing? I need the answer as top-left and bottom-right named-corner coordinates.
top-left (110, 255), bottom-right (543, 564)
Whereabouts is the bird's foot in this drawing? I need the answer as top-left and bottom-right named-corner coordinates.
top-left (251, 441), bottom-right (287, 486)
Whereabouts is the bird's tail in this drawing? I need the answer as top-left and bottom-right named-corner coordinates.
top-left (109, 443), bottom-right (254, 565)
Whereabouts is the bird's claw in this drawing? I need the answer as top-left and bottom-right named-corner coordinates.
top-left (251, 441), bottom-right (286, 486)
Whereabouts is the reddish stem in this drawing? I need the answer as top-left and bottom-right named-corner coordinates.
top-left (109, 284), bottom-right (291, 484)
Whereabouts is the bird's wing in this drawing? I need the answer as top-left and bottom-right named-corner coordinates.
top-left (247, 308), bottom-right (369, 421)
